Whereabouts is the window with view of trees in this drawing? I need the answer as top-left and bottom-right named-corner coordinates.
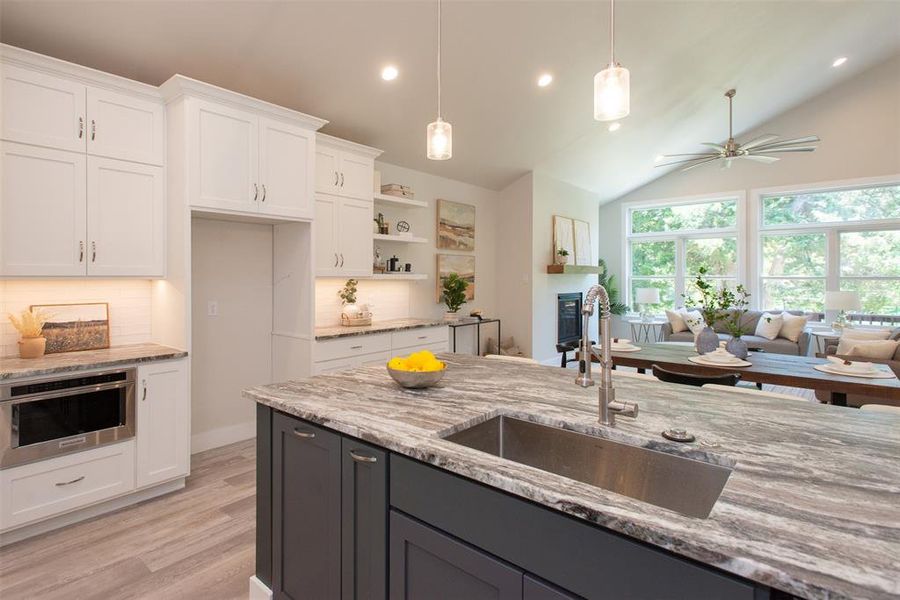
top-left (759, 183), bottom-right (900, 315)
top-left (627, 198), bottom-right (740, 311)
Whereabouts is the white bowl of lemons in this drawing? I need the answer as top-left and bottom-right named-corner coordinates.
top-left (386, 350), bottom-right (446, 389)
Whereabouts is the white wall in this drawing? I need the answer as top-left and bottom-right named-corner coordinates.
top-left (598, 53), bottom-right (900, 325)
top-left (314, 161), bottom-right (501, 354)
top-left (1, 279), bottom-right (152, 357)
top-left (494, 172), bottom-right (534, 356)
top-left (190, 217), bottom-right (273, 453)
top-left (531, 172), bottom-right (601, 363)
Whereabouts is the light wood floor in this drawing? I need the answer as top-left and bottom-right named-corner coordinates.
top-left (0, 439), bottom-right (257, 600)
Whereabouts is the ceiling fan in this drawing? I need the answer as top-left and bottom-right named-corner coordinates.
top-left (656, 89), bottom-right (820, 171)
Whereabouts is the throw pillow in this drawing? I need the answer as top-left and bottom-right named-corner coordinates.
top-left (665, 309), bottom-right (688, 333)
top-left (836, 339), bottom-right (900, 360)
top-left (841, 327), bottom-right (893, 342)
top-left (779, 312), bottom-right (808, 343)
top-left (683, 310), bottom-right (706, 335)
top-left (755, 312), bottom-right (783, 340)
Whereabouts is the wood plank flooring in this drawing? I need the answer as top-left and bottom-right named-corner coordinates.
top-left (0, 439), bottom-right (257, 600)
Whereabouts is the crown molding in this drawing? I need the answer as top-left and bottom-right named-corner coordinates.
top-left (317, 132), bottom-right (383, 158)
top-left (159, 74), bottom-right (327, 131)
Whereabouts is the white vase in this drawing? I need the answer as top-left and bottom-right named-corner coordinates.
top-left (343, 304), bottom-right (360, 318)
top-left (444, 311), bottom-right (460, 321)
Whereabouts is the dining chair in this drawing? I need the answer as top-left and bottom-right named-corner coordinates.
top-left (702, 383), bottom-right (807, 402)
top-left (651, 364), bottom-right (740, 387)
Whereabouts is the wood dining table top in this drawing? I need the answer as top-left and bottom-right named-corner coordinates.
top-left (592, 342), bottom-right (900, 401)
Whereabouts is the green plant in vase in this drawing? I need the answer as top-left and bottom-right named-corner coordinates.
top-left (684, 267), bottom-right (727, 354)
top-left (339, 279), bottom-right (361, 320)
top-left (555, 248), bottom-right (570, 265)
top-left (441, 273), bottom-right (469, 320)
top-left (720, 284), bottom-right (751, 359)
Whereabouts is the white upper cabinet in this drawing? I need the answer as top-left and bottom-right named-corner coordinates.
top-left (191, 99), bottom-right (259, 213)
top-left (315, 134), bottom-right (381, 201)
top-left (315, 194), bottom-right (339, 274)
top-left (0, 142), bottom-right (87, 276)
top-left (87, 156), bottom-right (165, 277)
top-left (315, 193), bottom-right (373, 278)
top-left (259, 117), bottom-right (314, 219)
top-left (1, 64), bottom-right (86, 153)
top-left (86, 88), bottom-right (164, 165)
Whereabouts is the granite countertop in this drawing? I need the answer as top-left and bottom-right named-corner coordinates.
top-left (0, 343), bottom-right (188, 381)
top-left (245, 354), bottom-right (899, 600)
top-left (315, 317), bottom-right (447, 340)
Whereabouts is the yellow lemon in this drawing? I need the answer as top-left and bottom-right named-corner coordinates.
top-left (388, 357), bottom-right (407, 371)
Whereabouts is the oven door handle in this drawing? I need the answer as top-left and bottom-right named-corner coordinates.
top-left (1, 381), bottom-right (135, 405)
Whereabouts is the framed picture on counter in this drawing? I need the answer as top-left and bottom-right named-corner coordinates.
top-left (30, 302), bottom-right (110, 354)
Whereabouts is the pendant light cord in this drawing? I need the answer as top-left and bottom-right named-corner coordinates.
top-left (437, 0), bottom-right (442, 119)
top-left (609, 0), bottom-right (615, 67)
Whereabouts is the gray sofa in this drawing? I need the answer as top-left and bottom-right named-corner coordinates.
top-left (815, 328), bottom-right (900, 408)
top-left (660, 309), bottom-right (812, 356)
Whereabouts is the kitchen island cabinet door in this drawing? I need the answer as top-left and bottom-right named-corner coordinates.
top-left (341, 438), bottom-right (388, 600)
top-left (389, 510), bottom-right (522, 600)
top-left (272, 412), bottom-right (341, 600)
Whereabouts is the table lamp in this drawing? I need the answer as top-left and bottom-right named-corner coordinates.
top-left (825, 290), bottom-right (860, 329)
top-left (635, 288), bottom-right (660, 323)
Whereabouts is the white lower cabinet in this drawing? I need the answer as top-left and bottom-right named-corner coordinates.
top-left (313, 326), bottom-right (449, 374)
top-left (0, 441), bottom-right (135, 531)
top-left (136, 359), bottom-right (190, 488)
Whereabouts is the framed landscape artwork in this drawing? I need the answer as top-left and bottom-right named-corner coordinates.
top-left (31, 302), bottom-right (110, 354)
top-left (437, 199), bottom-right (475, 251)
top-left (573, 219), bottom-right (593, 266)
top-left (436, 254), bottom-right (476, 303)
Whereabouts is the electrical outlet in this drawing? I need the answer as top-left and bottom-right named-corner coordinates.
top-left (207, 301), bottom-right (218, 317)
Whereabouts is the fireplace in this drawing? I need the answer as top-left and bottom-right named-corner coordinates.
top-left (557, 293), bottom-right (583, 346)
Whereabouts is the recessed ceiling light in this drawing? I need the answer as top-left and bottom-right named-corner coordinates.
top-left (537, 73), bottom-right (553, 87)
top-left (608, 122), bottom-right (621, 132)
top-left (832, 57), bottom-right (848, 68)
top-left (381, 65), bottom-right (399, 81)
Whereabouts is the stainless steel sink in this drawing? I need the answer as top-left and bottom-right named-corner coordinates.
top-left (442, 415), bottom-right (732, 519)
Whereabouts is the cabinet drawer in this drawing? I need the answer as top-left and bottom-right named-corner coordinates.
top-left (316, 333), bottom-right (392, 362)
top-left (314, 351), bottom-right (392, 375)
top-left (392, 326), bottom-right (448, 350)
top-left (0, 441), bottom-right (135, 531)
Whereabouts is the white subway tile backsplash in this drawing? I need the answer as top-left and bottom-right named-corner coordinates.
top-left (315, 279), bottom-right (411, 327)
top-left (0, 280), bottom-right (153, 357)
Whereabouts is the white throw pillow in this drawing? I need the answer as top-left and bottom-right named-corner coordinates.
top-left (665, 309), bottom-right (688, 334)
top-left (683, 310), bottom-right (706, 335)
top-left (755, 313), bottom-right (783, 340)
top-left (836, 339), bottom-right (899, 360)
top-left (779, 312), bottom-right (808, 343)
top-left (841, 327), bottom-right (892, 342)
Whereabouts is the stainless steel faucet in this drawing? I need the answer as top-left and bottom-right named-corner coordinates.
top-left (577, 285), bottom-right (639, 426)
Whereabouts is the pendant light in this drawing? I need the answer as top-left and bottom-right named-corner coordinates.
top-left (593, 0), bottom-right (630, 121)
top-left (427, 0), bottom-right (452, 160)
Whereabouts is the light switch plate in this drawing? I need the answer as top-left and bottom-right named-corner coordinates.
top-left (207, 300), bottom-right (218, 316)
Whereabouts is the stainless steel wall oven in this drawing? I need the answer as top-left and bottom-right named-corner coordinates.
top-left (1, 368), bottom-right (136, 468)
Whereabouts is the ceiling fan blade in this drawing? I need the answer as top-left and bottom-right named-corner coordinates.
top-left (681, 156), bottom-right (723, 172)
top-left (655, 156), bottom-right (720, 168)
top-left (701, 142), bottom-right (726, 151)
top-left (752, 146), bottom-right (817, 154)
top-left (660, 153), bottom-right (720, 158)
top-left (752, 136), bottom-right (820, 150)
top-left (743, 155), bottom-right (779, 163)
top-left (740, 134), bottom-right (779, 150)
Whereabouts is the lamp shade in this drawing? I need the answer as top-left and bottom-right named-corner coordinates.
top-left (635, 287), bottom-right (660, 304)
top-left (593, 65), bottom-right (630, 121)
top-left (825, 291), bottom-right (861, 311)
top-left (426, 119), bottom-right (452, 160)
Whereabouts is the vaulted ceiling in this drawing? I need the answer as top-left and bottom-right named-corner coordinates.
top-left (2, 1), bottom-right (898, 202)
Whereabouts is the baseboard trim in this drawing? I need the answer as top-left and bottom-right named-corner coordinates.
top-left (0, 478), bottom-right (185, 547)
top-left (191, 421), bottom-right (256, 454)
top-left (249, 575), bottom-right (273, 600)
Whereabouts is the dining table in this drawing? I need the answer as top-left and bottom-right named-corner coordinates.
top-left (581, 342), bottom-right (900, 406)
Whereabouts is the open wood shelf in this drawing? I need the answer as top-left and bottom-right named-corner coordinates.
top-left (371, 273), bottom-right (428, 281)
top-left (374, 193), bottom-right (427, 208)
top-left (373, 233), bottom-right (428, 244)
top-left (546, 264), bottom-right (603, 274)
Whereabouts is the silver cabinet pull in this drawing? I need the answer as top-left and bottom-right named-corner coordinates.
top-left (334, 171), bottom-right (339, 186)
top-left (340, 172), bottom-right (344, 188)
top-left (142, 379), bottom-right (147, 401)
top-left (55, 476), bottom-right (85, 487)
top-left (349, 344), bottom-right (363, 350)
top-left (252, 183), bottom-right (259, 202)
top-left (78, 117), bottom-right (84, 139)
top-left (91, 241), bottom-right (96, 262)
top-left (349, 450), bottom-right (377, 463)
top-left (417, 335), bottom-right (428, 340)
top-left (261, 184), bottom-right (267, 202)
top-left (339, 253), bottom-right (344, 267)
top-left (90, 119), bottom-right (96, 141)
top-left (79, 241), bottom-right (84, 263)
top-left (292, 428), bottom-right (315, 439)
top-left (334, 253), bottom-right (339, 267)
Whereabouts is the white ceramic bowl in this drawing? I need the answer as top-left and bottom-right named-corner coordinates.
top-left (386, 366), bottom-right (446, 389)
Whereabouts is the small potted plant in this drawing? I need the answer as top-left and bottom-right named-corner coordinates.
top-left (339, 278), bottom-right (360, 319)
top-left (720, 284), bottom-right (751, 359)
top-left (441, 273), bottom-right (469, 321)
top-left (555, 248), bottom-right (570, 265)
top-left (684, 267), bottom-right (726, 354)
top-left (8, 308), bottom-right (49, 359)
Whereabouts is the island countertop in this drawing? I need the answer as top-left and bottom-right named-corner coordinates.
top-left (314, 317), bottom-right (446, 340)
top-left (0, 343), bottom-right (188, 381)
top-left (244, 354), bottom-right (900, 600)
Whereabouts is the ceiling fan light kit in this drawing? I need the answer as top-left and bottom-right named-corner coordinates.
top-left (656, 89), bottom-right (820, 171)
top-left (594, 0), bottom-right (630, 121)
top-left (426, 0), bottom-right (452, 160)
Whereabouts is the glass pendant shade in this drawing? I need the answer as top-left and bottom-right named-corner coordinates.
top-left (593, 64), bottom-right (630, 121)
top-left (426, 118), bottom-right (452, 160)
